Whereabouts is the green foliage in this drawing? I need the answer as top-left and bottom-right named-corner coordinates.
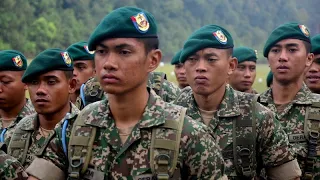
top-left (1, 0), bottom-right (318, 61)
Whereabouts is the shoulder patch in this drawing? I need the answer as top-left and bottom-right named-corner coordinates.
top-left (213, 30), bottom-right (227, 44)
top-left (131, 12), bottom-right (150, 33)
top-left (61, 51), bottom-right (72, 67)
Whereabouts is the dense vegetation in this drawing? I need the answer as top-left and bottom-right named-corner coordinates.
top-left (1, 0), bottom-right (319, 62)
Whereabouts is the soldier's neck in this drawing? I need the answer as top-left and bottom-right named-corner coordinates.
top-left (0, 98), bottom-right (26, 119)
top-left (109, 86), bottom-right (149, 129)
top-left (69, 92), bottom-right (79, 104)
top-left (272, 79), bottom-right (303, 104)
top-left (193, 84), bottom-right (226, 111)
top-left (38, 102), bottom-right (71, 130)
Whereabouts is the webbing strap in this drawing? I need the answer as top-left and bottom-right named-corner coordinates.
top-left (303, 102), bottom-right (320, 179)
top-left (232, 95), bottom-right (258, 178)
top-left (8, 129), bottom-right (31, 165)
top-left (68, 115), bottom-right (97, 179)
top-left (150, 108), bottom-right (186, 180)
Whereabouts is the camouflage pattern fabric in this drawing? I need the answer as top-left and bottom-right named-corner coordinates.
top-left (259, 83), bottom-right (320, 178)
top-left (0, 99), bottom-right (35, 145)
top-left (173, 85), bottom-right (296, 178)
top-left (0, 149), bottom-right (28, 180)
top-left (42, 89), bottom-right (226, 179)
top-left (251, 89), bottom-right (259, 94)
top-left (8, 103), bottom-right (79, 169)
top-left (75, 72), bottom-right (181, 110)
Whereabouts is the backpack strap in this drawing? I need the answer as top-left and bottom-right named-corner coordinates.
top-left (150, 107), bottom-right (186, 180)
top-left (233, 95), bottom-right (258, 178)
top-left (7, 128), bottom-right (31, 165)
top-left (68, 114), bottom-right (97, 179)
top-left (303, 102), bottom-right (320, 179)
top-left (84, 80), bottom-right (104, 106)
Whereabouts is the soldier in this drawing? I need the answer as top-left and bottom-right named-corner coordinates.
top-left (173, 24), bottom-right (301, 179)
top-left (7, 49), bottom-right (79, 174)
top-left (0, 50), bottom-right (35, 145)
top-left (0, 143), bottom-right (28, 180)
top-left (66, 41), bottom-right (96, 105)
top-left (27, 7), bottom-right (227, 180)
top-left (228, 46), bottom-right (258, 94)
top-left (171, 49), bottom-right (189, 89)
top-left (305, 34), bottom-right (320, 94)
top-left (258, 22), bottom-right (320, 178)
top-left (266, 70), bottom-right (273, 88)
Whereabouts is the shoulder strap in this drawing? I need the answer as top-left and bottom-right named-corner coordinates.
top-left (84, 81), bottom-right (104, 106)
top-left (303, 102), bottom-right (320, 179)
top-left (7, 128), bottom-right (31, 165)
top-left (150, 107), bottom-right (186, 179)
top-left (233, 95), bottom-right (258, 178)
top-left (68, 114), bottom-right (97, 179)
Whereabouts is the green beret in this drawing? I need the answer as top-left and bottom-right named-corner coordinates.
top-left (266, 71), bottom-right (273, 87)
top-left (0, 50), bottom-right (27, 71)
top-left (88, 6), bottom-right (158, 51)
top-left (22, 48), bottom-right (73, 83)
top-left (233, 46), bottom-right (257, 63)
top-left (311, 34), bottom-right (320, 55)
top-left (67, 41), bottom-right (95, 61)
top-left (171, 50), bottom-right (182, 65)
top-left (264, 22), bottom-right (311, 57)
top-left (180, 25), bottom-right (234, 63)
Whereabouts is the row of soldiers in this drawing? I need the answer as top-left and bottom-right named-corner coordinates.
top-left (1, 6), bottom-right (320, 180)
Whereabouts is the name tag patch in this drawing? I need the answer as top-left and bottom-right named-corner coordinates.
top-left (288, 134), bottom-right (306, 143)
top-left (83, 168), bottom-right (104, 180)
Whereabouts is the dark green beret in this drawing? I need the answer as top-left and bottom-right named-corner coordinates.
top-left (266, 71), bottom-right (273, 87)
top-left (171, 49), bottom-right (182, 65)
top-left (264, 22), bottom-right (311, 57)
top-left (233, 46), bottom-right (257, 64)
top-left (311, 34), bottom-right (320, 55)
top-left (22, 48), bottom-right (73, 83)
top-left (88, 6), bottom-right (158, 51)
top-left (180, 24), bottom-right (234, 63)
top-left (67, 41), bottom-right (95, 61)
top-left (0, 50), bottom-right (27, 71)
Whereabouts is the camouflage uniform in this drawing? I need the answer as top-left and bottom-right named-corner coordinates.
top-left (38, 89), bottom-right (227, 179)
top-left (259, 83), bottom-right (320, 178)
top-left (76, 72), bottom-right (181, 110)
top-left (174, 85), bottom-right (297, 178)
top-left (251, 89), bottom-right (259, 94)
top-left (7, 103), bottom-right (79, 169)
top-left (0, 149), bottom-right (28, 180)
top-left (0, 99), bottom-right (35, 145)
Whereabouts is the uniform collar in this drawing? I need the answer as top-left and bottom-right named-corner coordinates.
top-left (259, 83), bottom-right (313, 105)
top-left (84, 88), bottom-right (167, 128)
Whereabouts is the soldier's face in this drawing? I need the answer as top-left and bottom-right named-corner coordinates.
top-left (229, 61), bottom-right (256, 92)
top-left (0, 71), bottom-right (26, 109)
top-left (73, 60), bottom-right (95, 91)
top-left (174, 63), bottom-right (188, 89)
top-left (305, 54), bottom-right (320, 93)
top-left (268, 39), bottom-right (313, 85)
top-left (94, 38), bottom-right (161, 95)
top-left (184, 48), bottom-right (237, 96)
top-left (27, 70), bottom-right (76, 115)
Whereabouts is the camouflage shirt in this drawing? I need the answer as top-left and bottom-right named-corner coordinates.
top-left (0, 99), bottom-right (35, 145)
top-left (7, 103), bottom-right (79, 169)
top-left (76, 72), bottom-right (181, 110)
top-left (41, 89), bottom-right (226, 179)
top-left (0, 148), bottom-right (28, 180)
top-left (174, 85), bottom-right (296, 178)
top-left (259, 83), bottom-right (320, 178)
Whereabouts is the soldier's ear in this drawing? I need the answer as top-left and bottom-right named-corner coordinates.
top-left (68, 78), bottom-right (77, 94)
top-left (228, 57), bottom-right (237, 75)
top-left (147, 49), bottom-right (162, 73)
top-left (306, 53), bottom-right (314, 67)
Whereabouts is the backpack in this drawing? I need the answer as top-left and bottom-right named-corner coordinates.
top-left (67, 107), bottom-right (186, 180)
